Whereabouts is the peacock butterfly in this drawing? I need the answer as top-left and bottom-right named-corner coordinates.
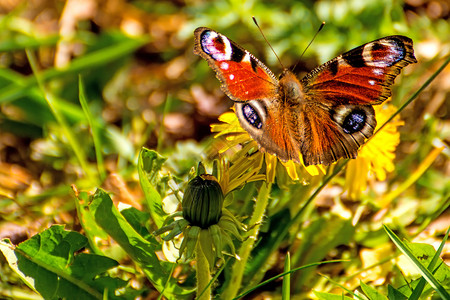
top-left (193, 27), bottom-right (417, 166)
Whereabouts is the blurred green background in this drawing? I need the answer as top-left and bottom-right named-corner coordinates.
top-left (0, 0), bottom-right (448, 298)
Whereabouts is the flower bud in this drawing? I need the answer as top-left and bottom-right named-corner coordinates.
top-left (182, 175), bottom-right (224, 229)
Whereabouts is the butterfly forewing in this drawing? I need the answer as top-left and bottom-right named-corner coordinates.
top-left (302, 35), bottom-right (417, 106)
top-left (194, 27), bottom-right (279, 102)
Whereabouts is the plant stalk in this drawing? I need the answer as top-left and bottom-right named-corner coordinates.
top-left (222, 182), bottom-right (272, 299)
top-left (196, 237), bottom-right (211, 300)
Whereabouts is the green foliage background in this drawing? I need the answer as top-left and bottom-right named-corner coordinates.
top-left (0, 0), bottom-right (449, 299)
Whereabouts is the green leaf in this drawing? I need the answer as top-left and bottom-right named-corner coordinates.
top-left (0, 225), bottom-right (134, 300)
top-left (313, 291), bottom-right (353, 300)
top-left (383, 224), bottom-right (450, 299)
top-left (360, 281), bottom-right (387, 300)
top-left (387, 285), bottom-right (407, 300)
top-left (74, 190), bottom-right (109, 255)
top-left (401, 238), bottom-right (450, 299)
top-left (410, 226), bottom-right (450, 298)
top-left (405, 242), bottom-right (450, 281)
top-left (138, 147), bottom-right (167, 229)
top-left (88, 188), bottom-right (193, 298)
top-left (121, 207), bottom-right (153, 241)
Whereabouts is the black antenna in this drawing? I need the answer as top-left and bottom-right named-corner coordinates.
top-left (291, 21), bottom-right (325, 73)
top-left (299, 21), bottom-right (325, 60)
top-left (252, 16), bottom-right (285, 69)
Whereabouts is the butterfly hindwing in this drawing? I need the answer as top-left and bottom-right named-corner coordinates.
top-left (299, 104), bottom-right (376, 166)
top-left (235, 99), bottom-right (302, 162)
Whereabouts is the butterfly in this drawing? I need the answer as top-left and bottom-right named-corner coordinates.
top-left (193, 27), bottom-right (417, 166)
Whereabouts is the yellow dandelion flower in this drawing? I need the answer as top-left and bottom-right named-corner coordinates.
top-left (344, 103), bottom-right (404, 199)
top-left (216, 150), bottom-right (265, 195)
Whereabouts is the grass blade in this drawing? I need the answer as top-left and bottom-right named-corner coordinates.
top-left (282, 252), bottom-right (291, 300)
top-left (25, 49), bottom-right (94, 180)
top-left (78, 76), bottom-right (106, 181)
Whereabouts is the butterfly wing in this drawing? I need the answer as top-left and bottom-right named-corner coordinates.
top-left (194, 27), bottom-right (279, 102)
top-left (234, 98), bottom-right (303, 162)
top-left (297, 103), bottom-right (375, 165)
top-left (302, 35), bottom-right (417, 106)
top-left (298, 35), bottom-right (416, 166)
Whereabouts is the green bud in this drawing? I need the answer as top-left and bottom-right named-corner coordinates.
top-left (182, 175), bottom-right (224, 229)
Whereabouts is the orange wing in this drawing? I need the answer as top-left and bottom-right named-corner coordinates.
top-left (194, 27), bottom-right (278, 102)
top-left (302, 35), bottom-right (417, 106)
top-left (296, 36), bottom-right (416, 165)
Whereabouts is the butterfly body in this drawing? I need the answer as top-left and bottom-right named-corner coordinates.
top-left (194, 27), bottom-right (417, 166)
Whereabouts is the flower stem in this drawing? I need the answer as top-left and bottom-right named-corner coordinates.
top-left (196, 236), bottom-right (211, 300)
top-left (222, 182), bottom-right (272, 299)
